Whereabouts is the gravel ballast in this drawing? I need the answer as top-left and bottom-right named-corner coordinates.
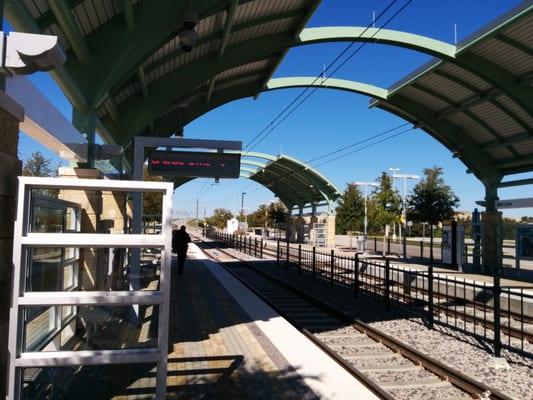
top-left (223, 253), bottom-right (533, 400)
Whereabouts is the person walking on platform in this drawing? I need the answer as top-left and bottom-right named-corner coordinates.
top-left (173, 225), bottom-right (191, 274)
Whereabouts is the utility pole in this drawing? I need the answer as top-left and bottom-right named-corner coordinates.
top-left (196, 198), bottom-right (199, 229)
top-left (354, 182), bottom-right (379, 252)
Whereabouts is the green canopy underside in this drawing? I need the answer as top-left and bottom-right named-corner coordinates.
top-left (7, 0), bottom-right (533, 185)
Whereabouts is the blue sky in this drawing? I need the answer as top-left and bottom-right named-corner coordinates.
top-left (14, 0), bottom-right (532, 219)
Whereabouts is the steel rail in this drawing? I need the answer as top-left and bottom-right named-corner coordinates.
top-left (198, 236), bottom-right (514, 400)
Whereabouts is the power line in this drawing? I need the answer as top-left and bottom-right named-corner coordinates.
top-left (244, 0), bottom-right (413, 152)
top-left (244, 0), bottom-right (403, 152)
top-left (313, 126), bottom-right (413, 168)
top-left (306, 123), bottom-right (410, 164)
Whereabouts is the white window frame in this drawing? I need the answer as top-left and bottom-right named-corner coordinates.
top-left (7, 176), bottom-right (173, 400)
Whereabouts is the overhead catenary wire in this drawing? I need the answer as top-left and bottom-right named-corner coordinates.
top-left (306, 122), bottom-right (410, 164)
top-left (243, 0), bottom-right (402, 152)
top-left (313, 126), bottom-right (413, 168)
top-left (244, 0), bottom-right (413, 153)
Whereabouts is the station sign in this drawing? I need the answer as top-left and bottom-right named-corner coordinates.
top-left (148, 150), bottom-right (241, 178)
top-left (496, 198), bottom-right (533, 209)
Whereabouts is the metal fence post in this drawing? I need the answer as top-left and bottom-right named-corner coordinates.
top-left (374, 237), bottom-right (377, 252)
top-left (298, 244), bottom-right (302, 275)
top-left (387, 237), bottom-right (391, 255)
top-left (286, 240), bottom-right (290, 270)
top-left (385, 259), bottom-right (390, 310)
top-left (330, 249), bottom-right (335, 287)
top-left (277, 239), bottom-right (280, 268)
top-left (260, 238), bottom-right (263, 259)
top-left (493, 271), bottom-right (502, 357)
top-left (249, 236), bottom-right (252, 255)
top-left (428, 265), bottom-right (434, 329)
top-left (312, 246), bottom-right (316, 280)
top-left (403, 235), bottom-right (407, 260)
top-left (420, 240), bottom-right (423, 259)
top-left (354, 253), bottom-right (359, 298)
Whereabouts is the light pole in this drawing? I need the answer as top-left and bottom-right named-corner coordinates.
top-left (389, 169), bottom-right (420, 241)
top-left (388, 168), bottom-right (400, 240)
top-left (241, 192), bottom-right (246, 227)
top-left (354, 182), bottom-right (379, 252)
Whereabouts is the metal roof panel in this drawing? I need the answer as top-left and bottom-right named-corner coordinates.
top-left (469, 102), bottom-right (525, 136)
top-left (472, 39), bottom-right (532, 75)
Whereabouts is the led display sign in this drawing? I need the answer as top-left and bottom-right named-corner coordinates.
top-left (148, 151), bottom-right (241, 178)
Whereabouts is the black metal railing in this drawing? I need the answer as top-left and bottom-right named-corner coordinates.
top-left (206, 230), bottom-right (532, 356)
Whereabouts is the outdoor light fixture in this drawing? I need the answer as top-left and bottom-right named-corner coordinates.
top-left (179, 6), bottom-right (199, 53)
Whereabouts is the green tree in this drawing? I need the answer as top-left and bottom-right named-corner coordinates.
top-left (247, 204), bottom-right (269, 227)
top-left (335, 183), bottom-right (364, 234)
top-left (369, 172), bottom-right (402, 234)
top-left (206, 208), bottom-right (233, 229)
top-left (143, 168), bottom-right (163, 221)
top-left (267, 201), bottom-right (288, 226)
top-left (22, 151), bottom-right (59, 197)
top-left (22, 151), bottom-right (58, 177)
top-left (407, 166), bottom-right (459, 261)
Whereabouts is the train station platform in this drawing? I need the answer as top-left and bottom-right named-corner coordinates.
top-left (164, 243), bottom-right (378, 399)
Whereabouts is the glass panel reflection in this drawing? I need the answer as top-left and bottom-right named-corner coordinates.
top-left (23, 305), bottom-right (159, 352)
top-left (21, 364), bottom-right (157, 400)
top-left (28, 248), bottom-right (63, 291)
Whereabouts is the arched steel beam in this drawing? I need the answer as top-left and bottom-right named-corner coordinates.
top-left (158, 77), bottom-right (500, 182)
top-left (105, 27), bottom-right (458, 141)
top-left (379, 96), bottom-right (502, 185)
top-left (266, 77), bottom-right (388, 100)
top-left (112, 19), bottom-right (532, 142)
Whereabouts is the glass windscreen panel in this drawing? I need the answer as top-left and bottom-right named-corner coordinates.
top-left (25, 247), bottom-right (160, 292)
top-left (21, 364), bottom-right (157, 400)
top-left (22, 305), bottom-right (159, 352)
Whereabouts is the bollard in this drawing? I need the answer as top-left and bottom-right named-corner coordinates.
top-left (249, 236), bottom-right (252, 255)
top-left (254, 238), bottom-right (258, 258)
top-left (330, 249), bottom-right (335, 287)
top-left (387, 237), bottom-right (391, 254)
top-left (403, 235), bottom-right (407, 260)
top-left (312, 246), bottom-right (316, 280)
top-left (260, 239), bottom-right (264, 259)
top-left (428, 265), bottom-right (434, 329)
top-left (420, 240), bottom-right (423, 259)
top-left (385, 260), bottom-right (390, 310)
top-left (374, 237), bottom-right (377, 252)
top-left (298, 244), bottom-right (302, 275)
top-left (353, 253), bottom-right (359, 298)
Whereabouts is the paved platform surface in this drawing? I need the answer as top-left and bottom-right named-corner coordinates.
top-left (166, 243), bottom-right (378, 399)
top-left (30, 243), bottom-right (378, 399)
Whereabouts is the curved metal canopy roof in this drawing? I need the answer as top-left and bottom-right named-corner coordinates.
top-left (7, 1), bottom-right (533, 187)
top-left (170, 151), bottom-right (342, 210)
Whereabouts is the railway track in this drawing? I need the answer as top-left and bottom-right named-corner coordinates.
top-left (197, 237), bottom-right (514, 400)
top-left (238, 239), bottom-right (533, 345)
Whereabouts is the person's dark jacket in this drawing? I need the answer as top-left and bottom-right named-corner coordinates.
top-left (172, 229), bottom-right (191, 253)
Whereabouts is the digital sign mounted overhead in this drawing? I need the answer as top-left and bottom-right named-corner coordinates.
top-left (148, 150), bottom-right (241, 179)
